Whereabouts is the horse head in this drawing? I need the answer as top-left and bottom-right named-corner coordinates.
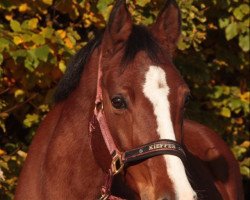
top-left (91, 0), bottom-right (197, 199)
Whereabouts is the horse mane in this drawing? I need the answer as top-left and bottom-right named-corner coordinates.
top-left (54, 33), bottom-right (103, 102)
top-left (122, 25), bottom-right (162, 65)
top-left (54, 25), bottom-right (162, 102)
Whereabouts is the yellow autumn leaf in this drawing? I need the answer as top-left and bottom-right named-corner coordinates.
top-left (220, 107), bottom-right (231, 118)
top-left (13, 36), bottom-right (23, 45)
top-left (136, 0), bottom-right (151, 7)
top-left (42, 0), bottom-right (53, 5)
top-left (39, 104), bottom-right (49, 112)
top-left (0, 169), bottom-right (5, 181)
top-left (17, 150), bottom-right (27, 158)
top-left (5, 14), bottom-right (12, 21)
top-left (241, 141), bottom-right (250, 148)
top-left (19, 3), bottom-right (29, 12)
top-left (59, 60), bottom-right (66, 73)
top-left (235, 117), bottom-right (243, 125)
top-left (83, 13), bottom-right (92, 28)
top-left (56, 30), bottom-right (66, 39)
top-left (0, 149), bottom-right (6, 156)
top-left (240, 92), bottom-right (250, 102)
top-left (28, 18), bottom-right (38, 30)
top-left (23, 113), bottom-right (39, 128)
top-left (14, 89), bottom-right (25, 98)
top-left (64, 37), bottom-right (73, 49)
top-left (84, 19), bottom-right (92, 28)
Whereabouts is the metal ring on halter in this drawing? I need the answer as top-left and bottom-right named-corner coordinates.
top-left (111, 152), bottom-right (124, 175)
top-left (99, 193), bottom-right (109, 200)
top-left (95, 101), bottom-right (104, 112)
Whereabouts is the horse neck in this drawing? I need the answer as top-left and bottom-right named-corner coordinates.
top-left (68, 47), bottom-right (100, 114)
top-left (48, 47), bottom-right (104, 198)
top-left (66, 46), bottom-right (102, 160)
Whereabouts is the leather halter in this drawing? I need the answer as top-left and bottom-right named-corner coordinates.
top-left (89, 48), bottom-right (186, 200)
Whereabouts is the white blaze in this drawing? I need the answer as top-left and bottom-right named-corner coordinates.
top-left (143, 65), bottom-right (196, 200)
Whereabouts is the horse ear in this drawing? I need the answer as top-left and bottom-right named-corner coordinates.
top-left (151, 0), bottom-right (181, 54)
top-left (103, 0), bottom-right (132, 53)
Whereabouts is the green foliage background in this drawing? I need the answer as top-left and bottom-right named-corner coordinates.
top-left (0, 0), bottom-right (249, 199)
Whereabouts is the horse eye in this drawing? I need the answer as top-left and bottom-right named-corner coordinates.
top-left (111, 96), bottom-right (127, 109)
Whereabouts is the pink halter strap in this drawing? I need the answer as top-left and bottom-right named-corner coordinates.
top-left (93, 48), bottom-right (122, 158)
top-left (94, 49), bottom-right (103, 105)
top-left (90, 48), bottom-right (124, 200)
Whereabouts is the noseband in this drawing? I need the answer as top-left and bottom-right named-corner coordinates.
top-left (89, 49), bottom-right (186, 200)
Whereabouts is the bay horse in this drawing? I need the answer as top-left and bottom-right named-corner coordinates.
top-left (15, 0), bottom-right (243, 199)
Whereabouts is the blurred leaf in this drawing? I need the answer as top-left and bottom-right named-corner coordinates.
top-left (23, 113), bottom-right (39, 128)
top-left (41, 27), bottom-right (54, 38)
top-left (239, 3), bottom-right (250, 15)
top-left (240, 165), bottom-right (250, 178)
top-left (220, 107), bottom-right (231, 117)
top-left (56, 29), bottom-right (66, 39)
top-left (34, 45), bottom-right (50, 62)
top-left (228, 98), bottom-right (242, 111)
top-left (28, 18), bottom-right (39, 30)
top-left (59, 60), bottom-right (66, 73)
top-left (0, 38), bottom-right (10, 50)
top-left (219, 18), bottom-right (230, 28)
top-left (0, 149), bottom-right (6, 156)
top-left (13, 36), bottom-right (23, 45)
top-left (17, 150), bottom-right (27, 159)
top-left (239, 34), bottom-right (250, 52)
top-left (0, 168), bottom-right (5, 181)
top-left (38, 104), bottom-right (49, 112)
top-left (31, 34), bottom-right (45, 45)
top-left (212, 86), bottom-right (223, 99)
top-left (233, 7), bottom-right (244, 20)
top-left (10, 20), bottom-right (21, 32)
top-left (42, 0), bottom-right (53, 5)
top-left (241, 158), bottom-right (250, 166)
top-left (241, 141), bottom-right (250, 148)
top-left (97, 0), bottom-right (113, 21)
top-left (240, 92), bottom-right (250, 102)
top-left (232, 145), bottom-right (247, 159)
top-left (64, 37), bottom-right (73, 49)
top-left (19, 3), bottom-right (29, 13)
top-left (14, 89), bottom-right (25, 99)
top-left (136, 0), bottom-right (151, 7)
top-left (225, 22), bottom-right (238, 40)
top-left (11, 49), bottom-right (27, 60)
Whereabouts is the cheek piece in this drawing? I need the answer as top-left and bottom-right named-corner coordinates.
top-left (89, 48), bottom-right (186, 200)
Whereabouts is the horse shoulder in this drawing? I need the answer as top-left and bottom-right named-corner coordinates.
top-left (15, 100), bottom-right (103, 199)
top-left (15, 103), bottom-right (65, 200)
top-left (183, 119), bottom-right (244, 200)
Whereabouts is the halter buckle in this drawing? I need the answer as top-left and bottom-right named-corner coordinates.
top-left (99, 193), bottom-right (109, 200)
top-left (111, 152), bottom-right (124, 175)
top-left (94, 101), bottom-right (104, 115)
